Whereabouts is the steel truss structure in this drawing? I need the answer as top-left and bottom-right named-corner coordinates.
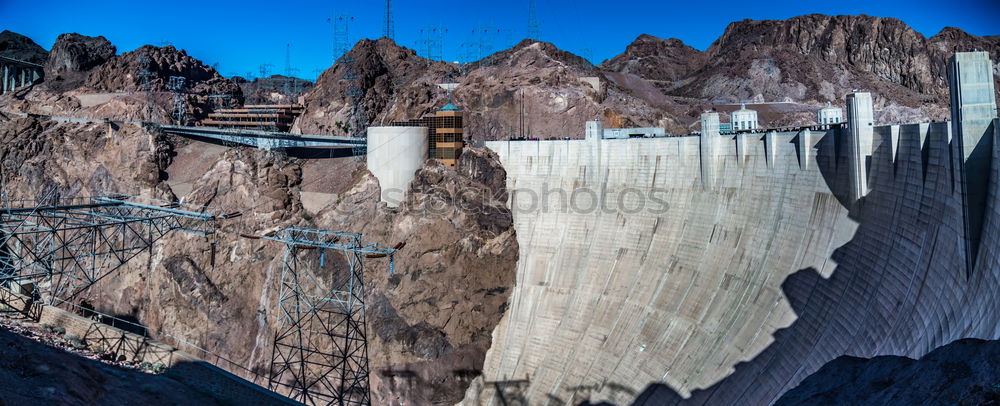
top-left (0, 194), bottom-right (231, 303)
top-left (263, 226), bottom-right (395, 406)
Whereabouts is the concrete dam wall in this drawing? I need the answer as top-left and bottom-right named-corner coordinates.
top-left (467, 113), bottom-right (1000, 404)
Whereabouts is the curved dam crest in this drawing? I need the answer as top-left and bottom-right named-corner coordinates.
top-left (465, 110), bottom-right (999, 403)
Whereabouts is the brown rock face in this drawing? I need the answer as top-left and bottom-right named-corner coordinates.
top-left (297, 37), bottom-right (457, 136)
top-left (43, 33), bottom-right (116, 92)
top-left (82, 45), bottom-right (243, 121)
top-left (1, 111), bottom-right (518, 405)
top-left (601, 15), bottom-right (999, 122)
top-left (600, 34), bottom-right (699, 83)
top-left (238, 75), bottom-right (313, 105)
top-left (297, 37), bottom-right (680, 139)
top-left (0, 30), bottom-right (48, 64)
top-left (310, 148), bottom-right (518, 405)
top-left (85, 45), bottom-right (239, 95)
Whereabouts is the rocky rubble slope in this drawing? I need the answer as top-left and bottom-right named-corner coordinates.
top-left (0, 318), bottom-right (232, 406)
top-left (85, 44), bottom-right (239, 97)
top-left (775, 338), bottom-right (1000, 406)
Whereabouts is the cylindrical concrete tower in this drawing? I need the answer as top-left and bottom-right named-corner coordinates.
top-left (366, 126), bottom-right (429, 207)
top-left (817, 102), bottom-right (844, 125)
top-left (731, 103), bottom-right (759, 131)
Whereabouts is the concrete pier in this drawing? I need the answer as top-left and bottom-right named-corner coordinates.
top-left (846, 91), bottom-right (875, 202)
top-left (949, 51), bottom-right (998, 272)
top-left (0, 56), bottom-right (43, 95)
top-left (699, 112), bottom-right (720, 188)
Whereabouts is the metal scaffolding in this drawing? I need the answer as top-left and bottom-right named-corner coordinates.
top-left (263, 227), bottom-right (395, 406)
top-left (0, 193), bottom-right (231, 303)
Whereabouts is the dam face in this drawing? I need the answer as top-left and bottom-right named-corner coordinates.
top-left (467, 112), bottom-right (1000, 404)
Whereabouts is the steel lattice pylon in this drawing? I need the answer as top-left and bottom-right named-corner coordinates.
top-left (264, 227), bottom-right (395, 406)
top-left (0, 194), bottom-right (229, 303)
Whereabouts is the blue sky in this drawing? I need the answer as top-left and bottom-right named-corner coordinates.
top-left (2, 0), bottom-right (997, 80)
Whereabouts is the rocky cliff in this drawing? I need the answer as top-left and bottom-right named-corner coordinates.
top-left (44, 33), bottom-right (116, 92)
top-left (0, 104), bottom-right (518, 405)
top-left (600, 34), bottom-right (699, 84)
top-left (297, 37), bottom-right (682, 138)
top-left (0, 30), bottom-right (48, 64)
top-left (296, 37), bottom-right (458, 136)
top-left (85, 45), bottom-right (232, 93)
top-left (602, 15), bottom-right (1000, 123)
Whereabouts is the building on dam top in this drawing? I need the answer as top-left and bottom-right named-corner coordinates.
top-left (731, 103), bottom-right (759, 130)
top-left (817, 102), bottom-right (844, 124)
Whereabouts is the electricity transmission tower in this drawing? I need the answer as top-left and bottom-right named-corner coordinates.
top-left (284, 44), bottom-right (301, 99)
top-left (527, 0), bottom-right (541, 40)
top-left (419, 26), bottom-right (447, 61)
top-left (137, 54), bottom-right (156, 120)
top-left (0, 193), bottom-right (229, 304)
top-left (264, 227), bottom-right (396, 406)
top-left (168, 76), bottom-right (186, 125)
top-left (331, 15), bottom-right (354, 63)
top-left (383, 0), bottom-right (395, 40)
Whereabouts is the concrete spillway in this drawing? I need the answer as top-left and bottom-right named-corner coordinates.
top-left (467, 112), bottom-right (999, 404)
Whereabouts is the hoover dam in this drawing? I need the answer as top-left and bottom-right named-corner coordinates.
top-left (464, 52), bottom-right (1000, 405)
top-left (2, 9), bottom-right (999, 404)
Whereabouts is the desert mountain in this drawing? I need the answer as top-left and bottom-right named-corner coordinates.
top-left (602, 14), bottom-right (1000, 115)
top-left (44, 33), bottom-right (116, 92)
top-left (600, 34), bottom-right (699, 83)
top-left (85, 44), bottom-right (239, 97)
top-left (0, 30), bottom-right (48, 64)
top-left (298, 37), bottom-right (683, 138)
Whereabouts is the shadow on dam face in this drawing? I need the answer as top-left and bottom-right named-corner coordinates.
top-left (473, 117), bottom-right (1000, 405)
top-left (635, 126), bottom-right (984, 405)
